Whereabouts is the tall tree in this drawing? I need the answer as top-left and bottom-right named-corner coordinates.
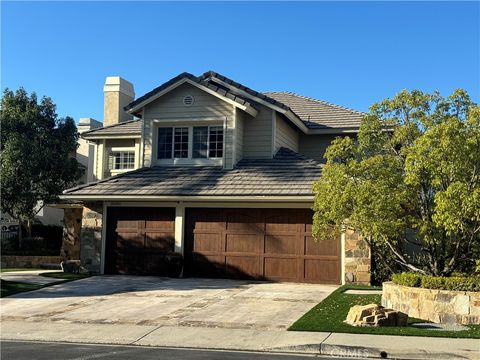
top-left (1, 88), bottom-right (82, 240)
top-left (313, 89), bottom-right (480, 276)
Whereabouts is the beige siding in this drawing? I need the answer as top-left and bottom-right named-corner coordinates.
top-left (234, 108), bottom-right (245, 164)
top-left (299, 134), bottom-right (356, 163)
top-left (243, 106), bottom-right (273, 159)
top-left (224, 105), bottom-right (236, 169)
top-left (275, 113), bottom-right (299, 153)
top-left (143, 83), bottom-right (232, 166)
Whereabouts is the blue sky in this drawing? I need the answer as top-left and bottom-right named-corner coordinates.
top-left (2, 1), bottom-right (479, 122)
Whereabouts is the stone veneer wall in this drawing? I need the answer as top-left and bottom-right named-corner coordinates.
top-left (344, 229), bottom-right (371, 285)
top-left (382, 282), bottom-right (480, 325)
top-left (61, 207), bottom-right (83, 260)
top-left (80, 202), bottom-right (103, 273)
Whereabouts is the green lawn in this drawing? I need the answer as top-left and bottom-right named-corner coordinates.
top-left (0, 268), bottom-right (43, 273)
top-left (289, 285), bottom-right (480, 338)
top-left (1, 272), bottom-right (90, 298)
top-left (39, 272), bottom-right (90, 281)
top-left (0, 280), bottom-right (45, 297)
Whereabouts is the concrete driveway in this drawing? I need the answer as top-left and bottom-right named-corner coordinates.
top-left (1, 276), bottom-right (337, 330)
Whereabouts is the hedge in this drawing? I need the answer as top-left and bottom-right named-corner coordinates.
top-left (392, 272), bottom-right (480, 292)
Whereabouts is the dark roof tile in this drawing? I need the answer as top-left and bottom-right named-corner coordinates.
top-left (81, 119), bottom-right (143, 138)
top-left (63, 148), bottom-right (321, 198)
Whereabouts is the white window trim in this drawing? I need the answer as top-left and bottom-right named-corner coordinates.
top-left (108, 149), bottom-right (136, 171)
top-left (155, 123), bottom-right (224, 166)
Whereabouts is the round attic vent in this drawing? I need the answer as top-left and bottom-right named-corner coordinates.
top-left (183, 95), bottom-right (194, 106)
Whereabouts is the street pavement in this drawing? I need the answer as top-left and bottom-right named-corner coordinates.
top-left (1, 341), bottom-right (358, 360)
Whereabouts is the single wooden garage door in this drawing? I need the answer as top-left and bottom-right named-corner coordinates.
top-left (105, 207), bottom-right (175, 275)
top-left (184, 208), bottom-right (340, 284)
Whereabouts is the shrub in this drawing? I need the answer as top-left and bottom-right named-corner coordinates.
top-left (392, 272), bottom-right (480, 292)
top-left (392, 272), bottom-right (422, 287)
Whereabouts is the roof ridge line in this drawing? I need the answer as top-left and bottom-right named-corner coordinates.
top-left (268, 91), bottom-right (365, 115)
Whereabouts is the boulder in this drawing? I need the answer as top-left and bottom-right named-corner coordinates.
top-left (345, 304), bottom-right (408, 327)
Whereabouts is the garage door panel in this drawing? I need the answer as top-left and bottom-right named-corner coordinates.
top-left (264, 235), bottom-right (297, 255)
top-left (146, 220), bottom-right (175, 230)
top-left (116, 253), bottom-right (144, 275)
top-left (226, 256), bottom-right (260, 278)
top-left (225, 211), bottom-right (262, 232)
top-left (265, 213), bottom-right (301, 232)
top-left (117, 220), bottom-right (139, 230)
top-left (193, 233), bottom-right (222, 252)
top-left (144, 254), bottom-right (168, 274)
top-left (145, 233), bottom-right (174, 251)
top-left (188, 254), bottom-right (224, 277)
top-left (117, 233), bottom-right (144, 251)
top-left (304, 259), bottom-right (340, 283)
top-left (192, 209), bottom-right (224, 230)
top-left (225, 234), bottom-right (259, 253)
top-left (264, 257), bottom-right (297, 280)
top-left (305, 236), bottom-right (339, 256)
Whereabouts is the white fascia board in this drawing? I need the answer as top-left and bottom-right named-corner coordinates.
top-left (308, 128), bottom-right (360, 135)
top-left (82, 135), bottom-right (142, 140)
top-left (127, 78), bottom-right (258, 118)
top-left (60, 194), bottom-right (314, 202)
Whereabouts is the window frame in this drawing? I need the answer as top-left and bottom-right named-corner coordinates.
top-left (108, 149), bottom-right (135, 171)
top-left (155, 123), bottom-right (224, 166)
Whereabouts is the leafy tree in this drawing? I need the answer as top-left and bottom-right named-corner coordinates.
top-left (313, 89), bottom-right (479, 277)
top-left (1, 88), bottom-right (82, 241)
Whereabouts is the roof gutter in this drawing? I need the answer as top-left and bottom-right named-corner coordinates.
top-left (60, 194), bottom-right (315, 203)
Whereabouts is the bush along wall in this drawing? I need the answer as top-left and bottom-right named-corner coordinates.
top-left (392, 273), bottom-right (480, 292)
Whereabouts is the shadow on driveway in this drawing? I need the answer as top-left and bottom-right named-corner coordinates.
top-left (2, 276), bottom-right (255, 299)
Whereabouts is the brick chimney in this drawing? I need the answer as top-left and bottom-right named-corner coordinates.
top-left (103, 76), bottom-right (135, 127)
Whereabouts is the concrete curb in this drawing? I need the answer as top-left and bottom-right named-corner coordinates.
top-left (1, 321), bottom-right (478, 360)
top-left (268, 341), bottom-right (476, 359)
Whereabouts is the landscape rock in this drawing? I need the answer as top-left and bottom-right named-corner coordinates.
top-left (345, 304), bottom-right (408, 327)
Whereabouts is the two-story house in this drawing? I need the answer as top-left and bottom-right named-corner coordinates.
top-left (61, 71), bottom-right (371, 285)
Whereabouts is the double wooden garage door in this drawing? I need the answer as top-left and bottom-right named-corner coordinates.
top-left (105, 207), bottom-right (340, 284)
top-left (185, 208), bottom-right (340, 284)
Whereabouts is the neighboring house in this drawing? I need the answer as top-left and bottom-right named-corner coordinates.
top-left (61, 71), bottom-right (371, 285)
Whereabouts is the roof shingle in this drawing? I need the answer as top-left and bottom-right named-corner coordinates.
top-left (264, 92), bottom-right (364, 129)
top-left (81, 119), bottom-right (143, 138)
top-left (63, 148), bottom-right (321, 198)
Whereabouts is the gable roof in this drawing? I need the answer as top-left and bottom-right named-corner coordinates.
top-left (81, 118), bottom-right (143, 139)
top-left (124, 72), bottom-right (258, 117)
top-left (62, 147), bottom-right (321, 200)
top-left (264, 92), bottom-right (364, 130)
top-left (123, 70), bottom-right (365, 134)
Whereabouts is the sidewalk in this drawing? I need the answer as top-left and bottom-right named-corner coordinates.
top-left (2, 320), bottom-right (478, 359)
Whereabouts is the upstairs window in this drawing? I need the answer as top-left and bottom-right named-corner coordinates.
top-left (158, 128), bottom-right (173, 159)
top-left (173, 127), bottom-right (189, 158)
top-left (208, 126), bottom-right (223, 158)
top-left (158, 126), bottom-right (223, 160)
top-left (108, 151), bottom-right (135, 170)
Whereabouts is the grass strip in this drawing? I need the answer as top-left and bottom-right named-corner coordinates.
top-left (0, 280), bottom-right (45, 298)
top-left (289, 285), bottom-right (480, 338)
top-left (39, 272), bottom-right (90, 281)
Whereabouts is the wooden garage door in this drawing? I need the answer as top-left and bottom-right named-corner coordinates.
top-left (184, 208), bottom-right (340, 284)
top-left (105, 207), bottom-right (175, 275)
